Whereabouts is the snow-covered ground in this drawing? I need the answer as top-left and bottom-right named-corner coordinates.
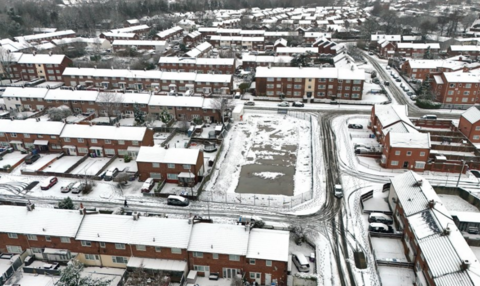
top-left (43, 156), bottom-right (84, 173)
top-left (70, 157), bottom-right (111, 176)
top-left (437, 194), bottom-right (480, 212)
top-left (371, 237), bottom-right (407, 261)
top-left (21, 154), bottom-right (59, 172)
top-left (377, 266), bottom-right (415, 286)
top-left (106, 157), bottom-right (138, 173)
top-left (0, 152), bottom-right (27, 168)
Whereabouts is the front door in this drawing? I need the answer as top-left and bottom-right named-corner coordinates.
top-left (250, 272), bottom-right (261, 284)
top-left (223, 268), bottom-right (239, 279)
top-left (265, 274), bottom-right (272, 286)
top-left (403, 161), bottom-right (409, 168)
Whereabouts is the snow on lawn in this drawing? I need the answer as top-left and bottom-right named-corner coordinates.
top-left (204, 111), bottom-right (312, 207)
top-left (106, 158), bottom-right (138, 173)
top-left (377, 266), bottom-right (415, 286)
top-left (20, 154), bottom-right (59, 172)
top-left (0, 152), bottom-right (27, 168)
top-left (43, 156), bottom-right (83, 173)
top-left (471, 246), bottom-right (480, 261)
top-left (70, 157), bottom-right (111, 176)
top-left (437, 194), bottom-right (479, 212)
top-left (371, 237), bottom-right (407, 261)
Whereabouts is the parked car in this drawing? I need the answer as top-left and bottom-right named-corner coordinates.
top-left (61, 182), bottom-right (75, 193)
top-left (141, 178), bottom-right (155, 193)
top-left (386, 65), bottom-right (391, 70)
top-left (369, 223), bottom-right (394, 233)
top-left (471, 170), bottom-right (480, 178)
top-left (244, 101), bottom-right (255, 106)
top-left (40, 177), bottom-right (58, 190)
top-left (329, 100), bottom-right (339, 105)
top-left (348, 124), bottom-right (363, 129)
top-left (421, 115), bottom-right (437, 120)
top-left (368, 213), bottom-right (393, 224)
top-left (395, 78), bottom-right (401, 82)
top-left (104, 168), bottom-right (119, 181)
top-left (25, 153), bottom-right (40, 164)
top-left (384, 81), bottom-right (390, 86)
top-left (234, 92), bottom-right (241, 99)
top-left (334, 184), bottom-right (343, 199)
top-left (24, 255), bottom-right (35, 266)
top-left (355, 147), bottom-right (371, 154)
top-left (71, 182), bottom-right (86, 194)
top-left (292, 253), bottom-right (310, 272)
top-left (167, 195), bottom-right (189, 206)
top-left (368, 52), bottom-right (374, 55)
top-left (354, 144), bottom-right (371, 150)
top-left (278, 101), bottom-right (289, 107)
top-left (292, 101), bottom-right (304, 107)
top-left (406, 92), bottom-right (415, 97)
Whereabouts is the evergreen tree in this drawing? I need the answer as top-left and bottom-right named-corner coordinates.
top-left (58, 197), bottom-right (74, 210)
top-left (56, 260), bottom-right (111, 286)
top-left (133, 103), bottom-right (145, 125)
top-left (423, 46), bottom-right (432, 59)
top-left (418, 76), bottom-right (434, 101)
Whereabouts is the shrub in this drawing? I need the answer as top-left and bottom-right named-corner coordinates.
top-left (415, 99), bottom-right (442, 109)
top-left (124, 154), bottom-right (132, 163)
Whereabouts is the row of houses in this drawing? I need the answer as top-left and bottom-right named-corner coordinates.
top-left (158, 57), bottom-right (236, 74)
top-left (0, 205), bottom-right (290, 285)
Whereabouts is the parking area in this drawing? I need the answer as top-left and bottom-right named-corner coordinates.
top-left (70, 157), bottom-right (110, 176)
top-left (289, 234), bottom-right (315, 275)
top-left (106, 157), bottom-right (138, 173)
top-left (371, 237), bottom-right (407, 261)
top-left (21, 154), bottom-right (59, 172)
top-left (0, 152), bottom-right (27, 168)
top-left (43, 156), bottom-right (84, 173)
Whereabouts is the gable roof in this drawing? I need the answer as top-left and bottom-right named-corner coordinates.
top-left (188, 224), bottom-right (250, 255)
top-left (246, 229), bottom-right (289, 261)
top-left (136, 146), bottom-right (200, 165)
top-left (462, 106), bottom-right (480, 124)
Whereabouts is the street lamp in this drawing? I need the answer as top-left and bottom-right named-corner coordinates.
top-left (456, 160), bottom-right (466, 188)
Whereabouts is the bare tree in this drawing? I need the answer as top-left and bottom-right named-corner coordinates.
top-left (97, 92), bottom-right (124, 124)
top-left (210, 97), bottom-right (234, 127)
top-left (48, 105), bottom-right (73, 121)
top-left (0, 49), bottom-right (16, 83)
top-left (461, 13), bottom-right (478, 34)
top-left (125, 265), bottom-right (168, 286)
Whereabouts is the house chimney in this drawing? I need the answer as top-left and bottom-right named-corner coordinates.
top-left (461, 260), bottom-right (472, 271)
top-left (26, 200), bottom-right (35, 211)
top-left (428, 199), bottom-right (436, 209)
top-left (133, 212), bottom-right (140, 220)
top-left (443, 226), bottom-right (451, 236)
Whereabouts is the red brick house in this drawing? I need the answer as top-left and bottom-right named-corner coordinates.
top-left (154, 26), bottom-right (184, 41)
top-left (448, 45), bottom-right (480, 58)
top-left (11, 53), bottom-right (72, 81)
top-left (458, 106), bottom-right (480, 143)
top-left (135, 146), bottom-right (204, 183)
top-left (381, 131), bottom-right (431, 171)
top-left (430, 70), bottom-right (480, 106)
top-left (15, 30), bottom-right (76, 43)
top-left (400, 59), bottom-right (466, 80)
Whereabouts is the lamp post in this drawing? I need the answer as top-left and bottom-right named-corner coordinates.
top-left (456, 160), bottom-right (466, 188)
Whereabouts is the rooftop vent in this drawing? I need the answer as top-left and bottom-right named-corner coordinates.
top-left (26, 200), bottom-right (35, 211)
top-left (461, 260), bottom-right (471, 271)
top-left (428, 199), bottom-right (436, 209)
top-left (414, 179), bottom-right (423, 187)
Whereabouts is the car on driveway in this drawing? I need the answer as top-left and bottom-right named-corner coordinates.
top-left (244, 101), bottom-right (255, 106)
top-left (369, 223), bottom-right (394, 233)
top-left (278, 101), bottom-right (289, 107)
top-left (104, 168), bottom-right (119, 181)
top-left (395, 78), bottom-right (401, 82)
top-left (292, 102), bottom-right (304, 107)
top-left (61, 182), bottom-right (75, 193)
top-left (348, 124), bottom-right (363, 129)
top-left (141, 178), bottom-right (155, 193)
top-left (355, 147), bottom-right (371, 154)
top-left (40, 177), bottom-right (58, 190)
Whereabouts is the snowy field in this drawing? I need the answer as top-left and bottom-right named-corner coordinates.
top-left (437, 194), bottom-right (479, 212)
top-left (43, 156), bottom-right (84, 173)
top-left (204, 111), bottom-right (312, 207)
top-left (70, 157), bottom-right (110, 176)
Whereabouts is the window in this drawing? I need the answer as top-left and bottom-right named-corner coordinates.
top-left (466, 84), bottom-right (472, 88)
top-left (132, 140), bottom-right (139, 146)
top-left (45, 236), bottom-right (51, 241)
top-left (112, 256), bottom-right (128, 264)
top-left (136, 245), bottom-right (146, 251)
top-left (476, 126), bottom-right (480, 131)
top-left (105, 149), bottom-right (115, 155)
top-left (183, 164), bottom-right (191, 170)
top-left (77, 138), bottom-right (84, 143)
top-left (474, 135), bottom-right (480, 140)
top-left (115, 243), bottom-right (125, 250)
top-left (10, 133), bottom-right (17, 137)
top-left (64, 138), bottom-right (70, 142)
top-left (267, 77), bottom-right (274, 82)
top-left (60, 237), bottom-right (71, 243)
top-left (118, 140), bottom-right (125, 145)
top-left (85, 254), bottom-right (100, 260)
top-left (193, 252), bottom-right (203, 258)
top-left (105, 140), bottom-right (112, 144)
top-left (91, 139), bottom-right (97, 143)
top-left (266, 260), bottom-right (272, 267)
top-left (27, 234), bottom-right (37, 241)
top-left (6, 245), bottom-right (22, 254)
top-left (171, 248), bottom-right (182, 254)
top-left (32, 247), bottom-right (42, 254)
top-left (249, 259), bottom-right (256, 265)
top-left (150, 173), bottom-right (161, 179)
top-left (464, 91), bottom-right (470, 96)
top-left (155, 247), bottom-right (162, 252)
top-left (213, 253), bottom-right (219, 259)
top-left (229, 255), bottom-right (240, 261)
top-left (167, 174), bottom-right (178, 180)
top-left (420, 152), bottom-right (426, 156)
top-left (81, 240), bottom-right (92, 247)
top-left (152, 163), bottom-right (160, 168)
top-left (406, 151), bottom-right (412, 156)
top-left (24, 133), bottom-right (30, 138)
top-left (7, 233), bottom-right (18, 239)
top-left (250, 272), bottom-right (261, 279)
top-left (391, 161), bottom-right (399, 166)
top-left (168, 163), bottom-right (175, 169)
top-left (415, 161), bottom-right (426, 169)
top-left (395, 151), bottom-right (401, 156)
top-left (194, 265), bottom-right (210, 272)
top-left (100, 242), bottom-right (106, 248)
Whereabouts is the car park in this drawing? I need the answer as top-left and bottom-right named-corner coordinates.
top-left (368, 213), bottom-right (393, 224)
top-left (61, 182), bottom-right (75, 193)
top-left (244, 101), bottom-right (255, 106)
top-left (334, 184), bottom-right (343, 198)
top-left (278, 101), bottom-right (289, 107)
top-left (40, 177), bottom-right (58, 190)
top-left (348, 124), bottom-right (363, 129)
top-left (292, 102), bottom-right (304, 107)
top-left (104, 168), bottom-right (119, 181)
top-left (167, 195), bottom-right (189, 206)
top-left (292, 252), bottom-right (310, 272)
top-left (141, 178), bottom-right (155, 193)
top-left (25, 153), bottom-right (40, 164)
top-left (369, 222), bottom-right (394, 233)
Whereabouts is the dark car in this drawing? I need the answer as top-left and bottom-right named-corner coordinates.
top-left (292, 102), bottom-right (304, 107)
top-left (395, 78), bottom-right (401, 82)
top-left (25, 154), bottom-right (40, 164)
top-left (384, 81), bottom-right (390, 86)
top-left (24, 255), bottom-right (35, 266)
top-left (471, 170), bottom-right (480, 178)
top-left (348, 124), bottom-right (363, 129)
top-left (244, 101), bottom-right (255, 106)
top-left (329, 100), bottom-right (339, 105)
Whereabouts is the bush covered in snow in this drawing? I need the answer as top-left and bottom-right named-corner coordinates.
top-left (48, 105), bottom-right (73, 121)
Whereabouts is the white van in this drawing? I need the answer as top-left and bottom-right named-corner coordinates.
top-left (421, 115), bottom-right (437, 120)
top-left (71, 182), bottom-right (86, 194)
top-left (292, 252), bottom-right (310, 273)
top-left (368, 213), bottom-right (393, 224)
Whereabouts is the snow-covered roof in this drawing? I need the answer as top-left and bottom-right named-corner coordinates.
top-left (188, 224), bottom-right (249, 255)
top-left (127, 257), bottom-right (187, 272)
top-left (255, 66), bottom-right (365, 80)
top-left (136, 146), bottom-right (200, 165)
top-left (158, 57), bottom-right (234, 66)
top-left (0, 205), bottom-right (83, 237)
top-left (276, 47), bottom-right (318, 54)
top-left (111, 24), bottom-right (150, 34)
top-left (374, 104), bottom-right (411, 128)
top-left (3, 87), bottom-right (49, 98)
top-left (444, 70), bottom-right (480, 83)
top-left (195, 74), bottom-right (232, 84)
top-left (44, 90), bottom-right (99, 101)
top-left (156, 26), bottom-right (183, 38)
top-left (149, 96), bottom-right (204, 108)
top-left (96, 92), bottom-right (151, 105)
top-left (63, 68), bottom-right (162, 80)
top-left (101, 32), bottom-right (136, 38)
top-left (406, 59), bottom-right (466, 70)
top-left (60, 125), bottom-right (147, 141)
top-left (0, 119), bottom-right (65, 135)
top-left (461, 106), bottom-right (480, 124)
top-left (112, 40), bottom-right (166, 46)
top-left (450, 45), bottom-right (480, 52)
top-left (388, 132), bottom-right (430, 149)
top-left (370, 34), bottom-right (402, 41)
top-left (76, 214), bottom-right (134, 244)
top-left (16, 30), bottom-right (75, 42)
top-left (246, 229), bottom-right (289, 262)
top-left (17, 54), bottom-right (66, 65)
top-left (382, 121), bottom-right (417, 135)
